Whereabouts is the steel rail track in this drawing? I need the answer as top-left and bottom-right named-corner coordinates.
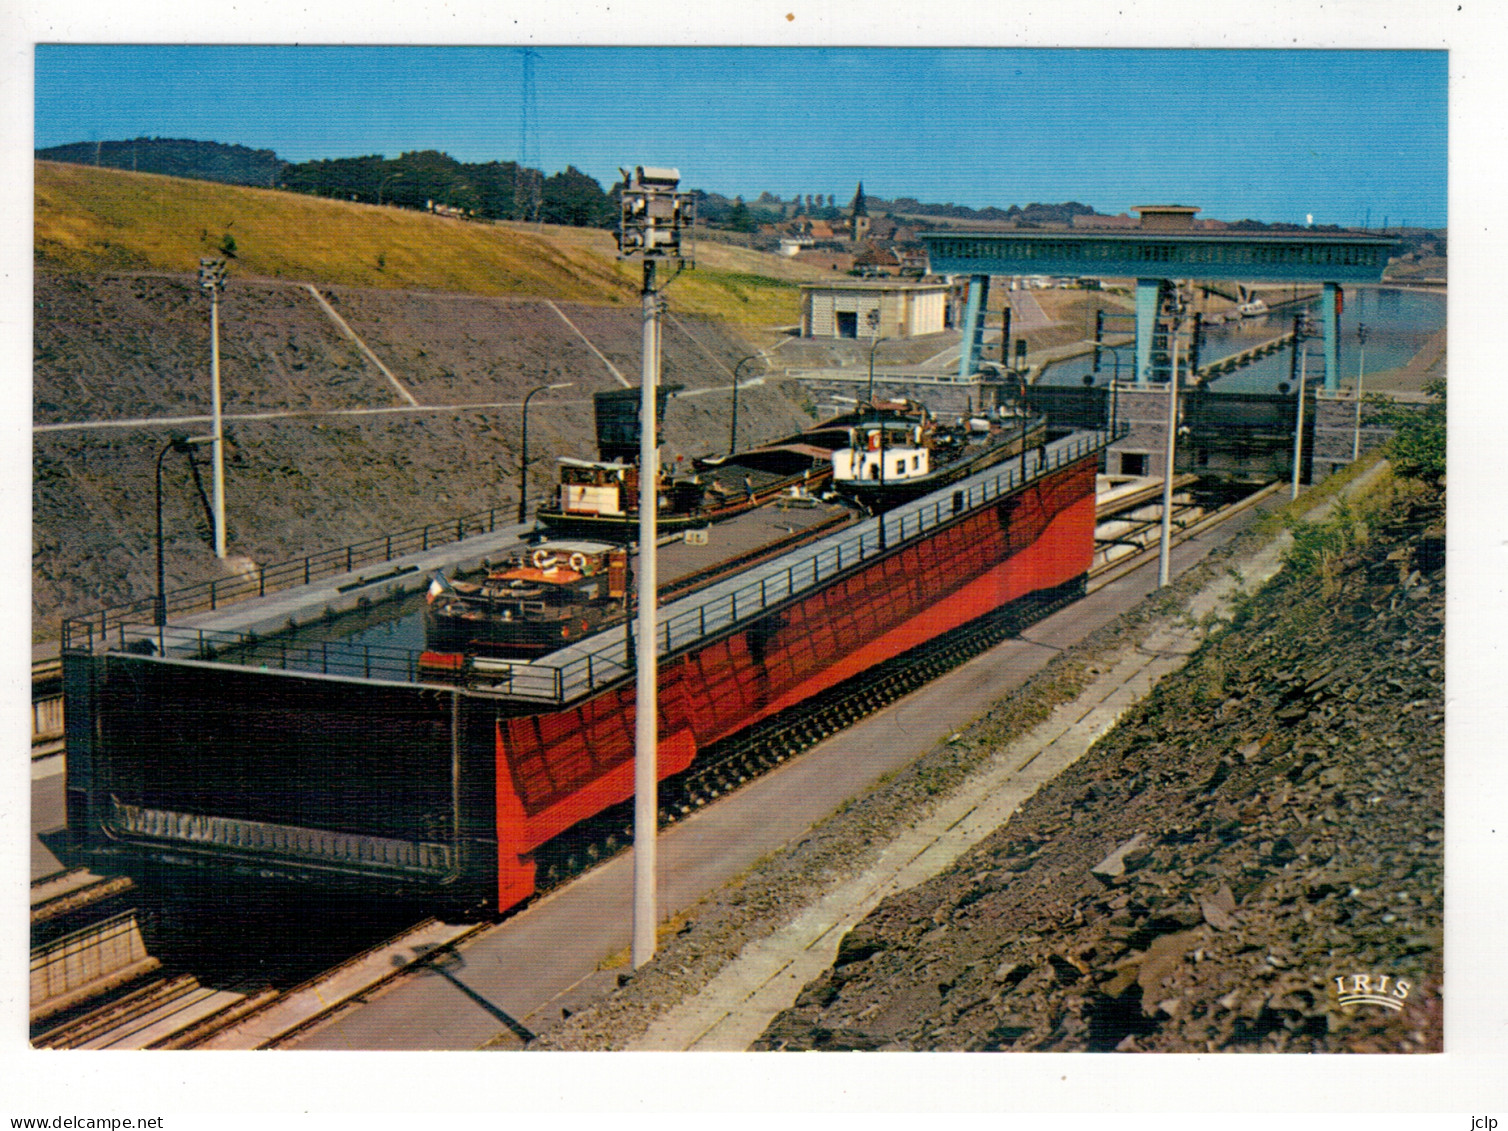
top-left (33, 973), bottom-right (195, 1049)
top-left (165, 917), bottom-right (492, 1050)
top-left (31, 873), bottom-right (135, 926)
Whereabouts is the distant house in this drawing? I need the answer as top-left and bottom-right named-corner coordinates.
top-left (800, 279), bottom-right (952, 339)
top-left (1071, 212), bottom-right (1138, 229)
top-left (894, 247), bottom-right (929, 276)
top-left (793, 250), bottom-right (856, 273)
top-left (852, 242), bottom-right (899, 274)
top-left (1132, 204), bottom-right (1201, 232)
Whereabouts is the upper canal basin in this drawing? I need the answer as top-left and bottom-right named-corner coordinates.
top-left (1040, 285), bottom-right (1445, 394)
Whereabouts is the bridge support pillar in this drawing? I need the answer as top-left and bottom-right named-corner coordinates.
top-left (958, 274), bottom-right (990, 380)
top-left (1135, 278), bottom-right (1163, 385)
top-left (1323, 281), bottom-right (1341, 392)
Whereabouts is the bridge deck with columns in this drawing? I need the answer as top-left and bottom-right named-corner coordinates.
top-left (921, 220), bottom-right (1395, 392)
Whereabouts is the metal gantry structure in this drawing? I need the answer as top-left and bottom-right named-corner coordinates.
top-left (921, 210), bottom-right (1397, 584)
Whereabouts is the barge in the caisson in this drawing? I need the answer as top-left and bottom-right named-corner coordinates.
top-left (535, 385), bottom-right (838, 540)
top-left (60, 427), bottom-right (1113, 915)
top-left (821, 400), bottom-right (1047, 513)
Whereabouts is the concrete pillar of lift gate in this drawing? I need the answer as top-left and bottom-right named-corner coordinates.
top-left (1134, 278), bottom-right (1163, 385)
top-left (957, 273), bottom-right (991, 381)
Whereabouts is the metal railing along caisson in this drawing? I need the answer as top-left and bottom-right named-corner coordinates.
top-left (61, 505), bottom-right (519, 653)
top-left (64, 430), bottom-right (1121, 707)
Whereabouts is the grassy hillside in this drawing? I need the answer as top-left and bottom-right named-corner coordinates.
top-left (34, 161), bottom-right (816, 326)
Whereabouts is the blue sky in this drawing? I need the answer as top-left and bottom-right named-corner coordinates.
top-left (33, 45), bottom-right (1447, 228)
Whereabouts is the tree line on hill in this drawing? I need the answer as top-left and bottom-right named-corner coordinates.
top-left (279, 150), bottom-right (614, 226)
top-left (35, 137), bottom-right (285, 188)
top-left (33, 138), bottom-right (1111, 233)
top-left (34, 137), bottom-right (1443, 249)
top-left (35, 138), bottom-right (615, 227)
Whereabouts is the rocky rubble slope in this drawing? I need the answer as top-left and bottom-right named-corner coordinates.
top-left (756, 486), bottom-right (1444, 1053)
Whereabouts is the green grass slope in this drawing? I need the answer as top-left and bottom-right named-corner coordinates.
top-left (35, 161), bottom-right (813, 326)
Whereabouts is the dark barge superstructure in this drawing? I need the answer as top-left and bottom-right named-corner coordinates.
top-left (825, 401), bottom-right (1049, 513)
top-left (536, 385), bottom-right (836, 539)
top-left (61, 428), bottom-right (1113, 914)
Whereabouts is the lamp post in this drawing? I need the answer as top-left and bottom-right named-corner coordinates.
top-left (518, 382), bottom-right (575, 525)
top-left (618, 164), bottom-right (695, 970)
top-left (1352, 322), bottom-right (1369, 461)
top-left (156, 433), bottom-right (215, 632)
top-left (198, 258), bottom-right (228, 558)
top-left (1015, 372), bottom-right (1031, 484)
top-left (1098, 343), bottom-right (1129, 437)
top-left (1292, 329), bottom-right (1312, 501)
top-left (730, 355), bottom-right (762, 456)
top-left (866, 308), bottom-right (883, 407)
top-left (1158, 288), bottom-right (1186, 589)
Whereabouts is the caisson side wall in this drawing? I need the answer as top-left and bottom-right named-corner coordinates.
top-left (65, 450), bottom-right (1099, 914)
top-left (491, 457), bottom-right (1096, 906)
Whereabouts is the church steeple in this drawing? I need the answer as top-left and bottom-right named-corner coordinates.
top-left (849, 182), bottom-right (870, 242)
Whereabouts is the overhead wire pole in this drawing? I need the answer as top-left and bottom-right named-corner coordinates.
top-left (199, 258), bottom-right (228, 558)
top-left (1292, 324), bottom-right (1311, 501)
top-left (516, 48), bottom-right (542, 225)
top-left (617, 166), bottom-right (694, 970)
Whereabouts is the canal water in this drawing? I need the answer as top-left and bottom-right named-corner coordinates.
top-left (1041, 285), bottom-right (1446, 393)
top-left (230, 586), bottom-right (432, 673)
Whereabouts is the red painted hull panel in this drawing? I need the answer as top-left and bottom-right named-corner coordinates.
top-left (492, 457), bottom-right (1097, 907)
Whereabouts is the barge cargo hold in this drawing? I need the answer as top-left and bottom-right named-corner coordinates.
top-left (62, 429), bottom-right (1114, 915)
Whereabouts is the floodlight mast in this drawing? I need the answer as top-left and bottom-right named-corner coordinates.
top-left (617, 165), bottom-right (694, 970)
